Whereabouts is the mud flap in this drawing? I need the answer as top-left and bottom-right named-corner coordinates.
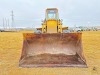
top-left (19, 33), bottom-right (87, 68)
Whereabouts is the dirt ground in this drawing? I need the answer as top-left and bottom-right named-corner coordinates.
top-left (0, 31), bottom-right (100, 75)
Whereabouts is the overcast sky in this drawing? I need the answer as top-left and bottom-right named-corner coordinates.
top-left (0, 0), bottom-right (100, 28)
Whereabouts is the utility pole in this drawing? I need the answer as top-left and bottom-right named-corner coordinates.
top-left (5, 18), bottom-right (7, 29)
top-left (7, 19), bottom-right (9, 29)
top-left (3, 18), bottom-right (5, 29)
top-left (11, 10), bottom-right (14, 29)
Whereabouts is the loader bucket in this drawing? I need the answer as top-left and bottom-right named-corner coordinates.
top-left (19, 33), bottom-right (87, 68)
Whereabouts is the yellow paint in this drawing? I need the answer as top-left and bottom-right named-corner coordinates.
top-left (47, 20), bottom-right (57, 33)
top-left (0, 31), bottom-right (100, 75)
top-left (42, 20), bottom-right (62, 33)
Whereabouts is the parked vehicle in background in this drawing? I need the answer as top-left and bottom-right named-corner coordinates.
top-left (0, 29), bottom-right (5, 32)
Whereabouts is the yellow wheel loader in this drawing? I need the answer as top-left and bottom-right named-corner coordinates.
top-left (19, 8), bottom-right (87, 67)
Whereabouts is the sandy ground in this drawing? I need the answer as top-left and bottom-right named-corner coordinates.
top-left (0, 31), bottom-right (100, 75)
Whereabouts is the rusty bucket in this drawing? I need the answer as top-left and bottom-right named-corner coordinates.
top-left (19, 33), bottom-right (87, 68)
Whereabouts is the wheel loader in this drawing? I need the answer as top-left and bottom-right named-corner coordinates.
top-left (19, 8), bottom-right (87, 67)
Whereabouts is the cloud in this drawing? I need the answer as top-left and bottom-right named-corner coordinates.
top-left (0, 0), bottom-right (100, 28)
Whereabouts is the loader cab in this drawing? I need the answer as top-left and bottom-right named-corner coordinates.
top-left (42, 8), bottom-right (62, 33)
top-left (46, 8), bottom-right (59, 20)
